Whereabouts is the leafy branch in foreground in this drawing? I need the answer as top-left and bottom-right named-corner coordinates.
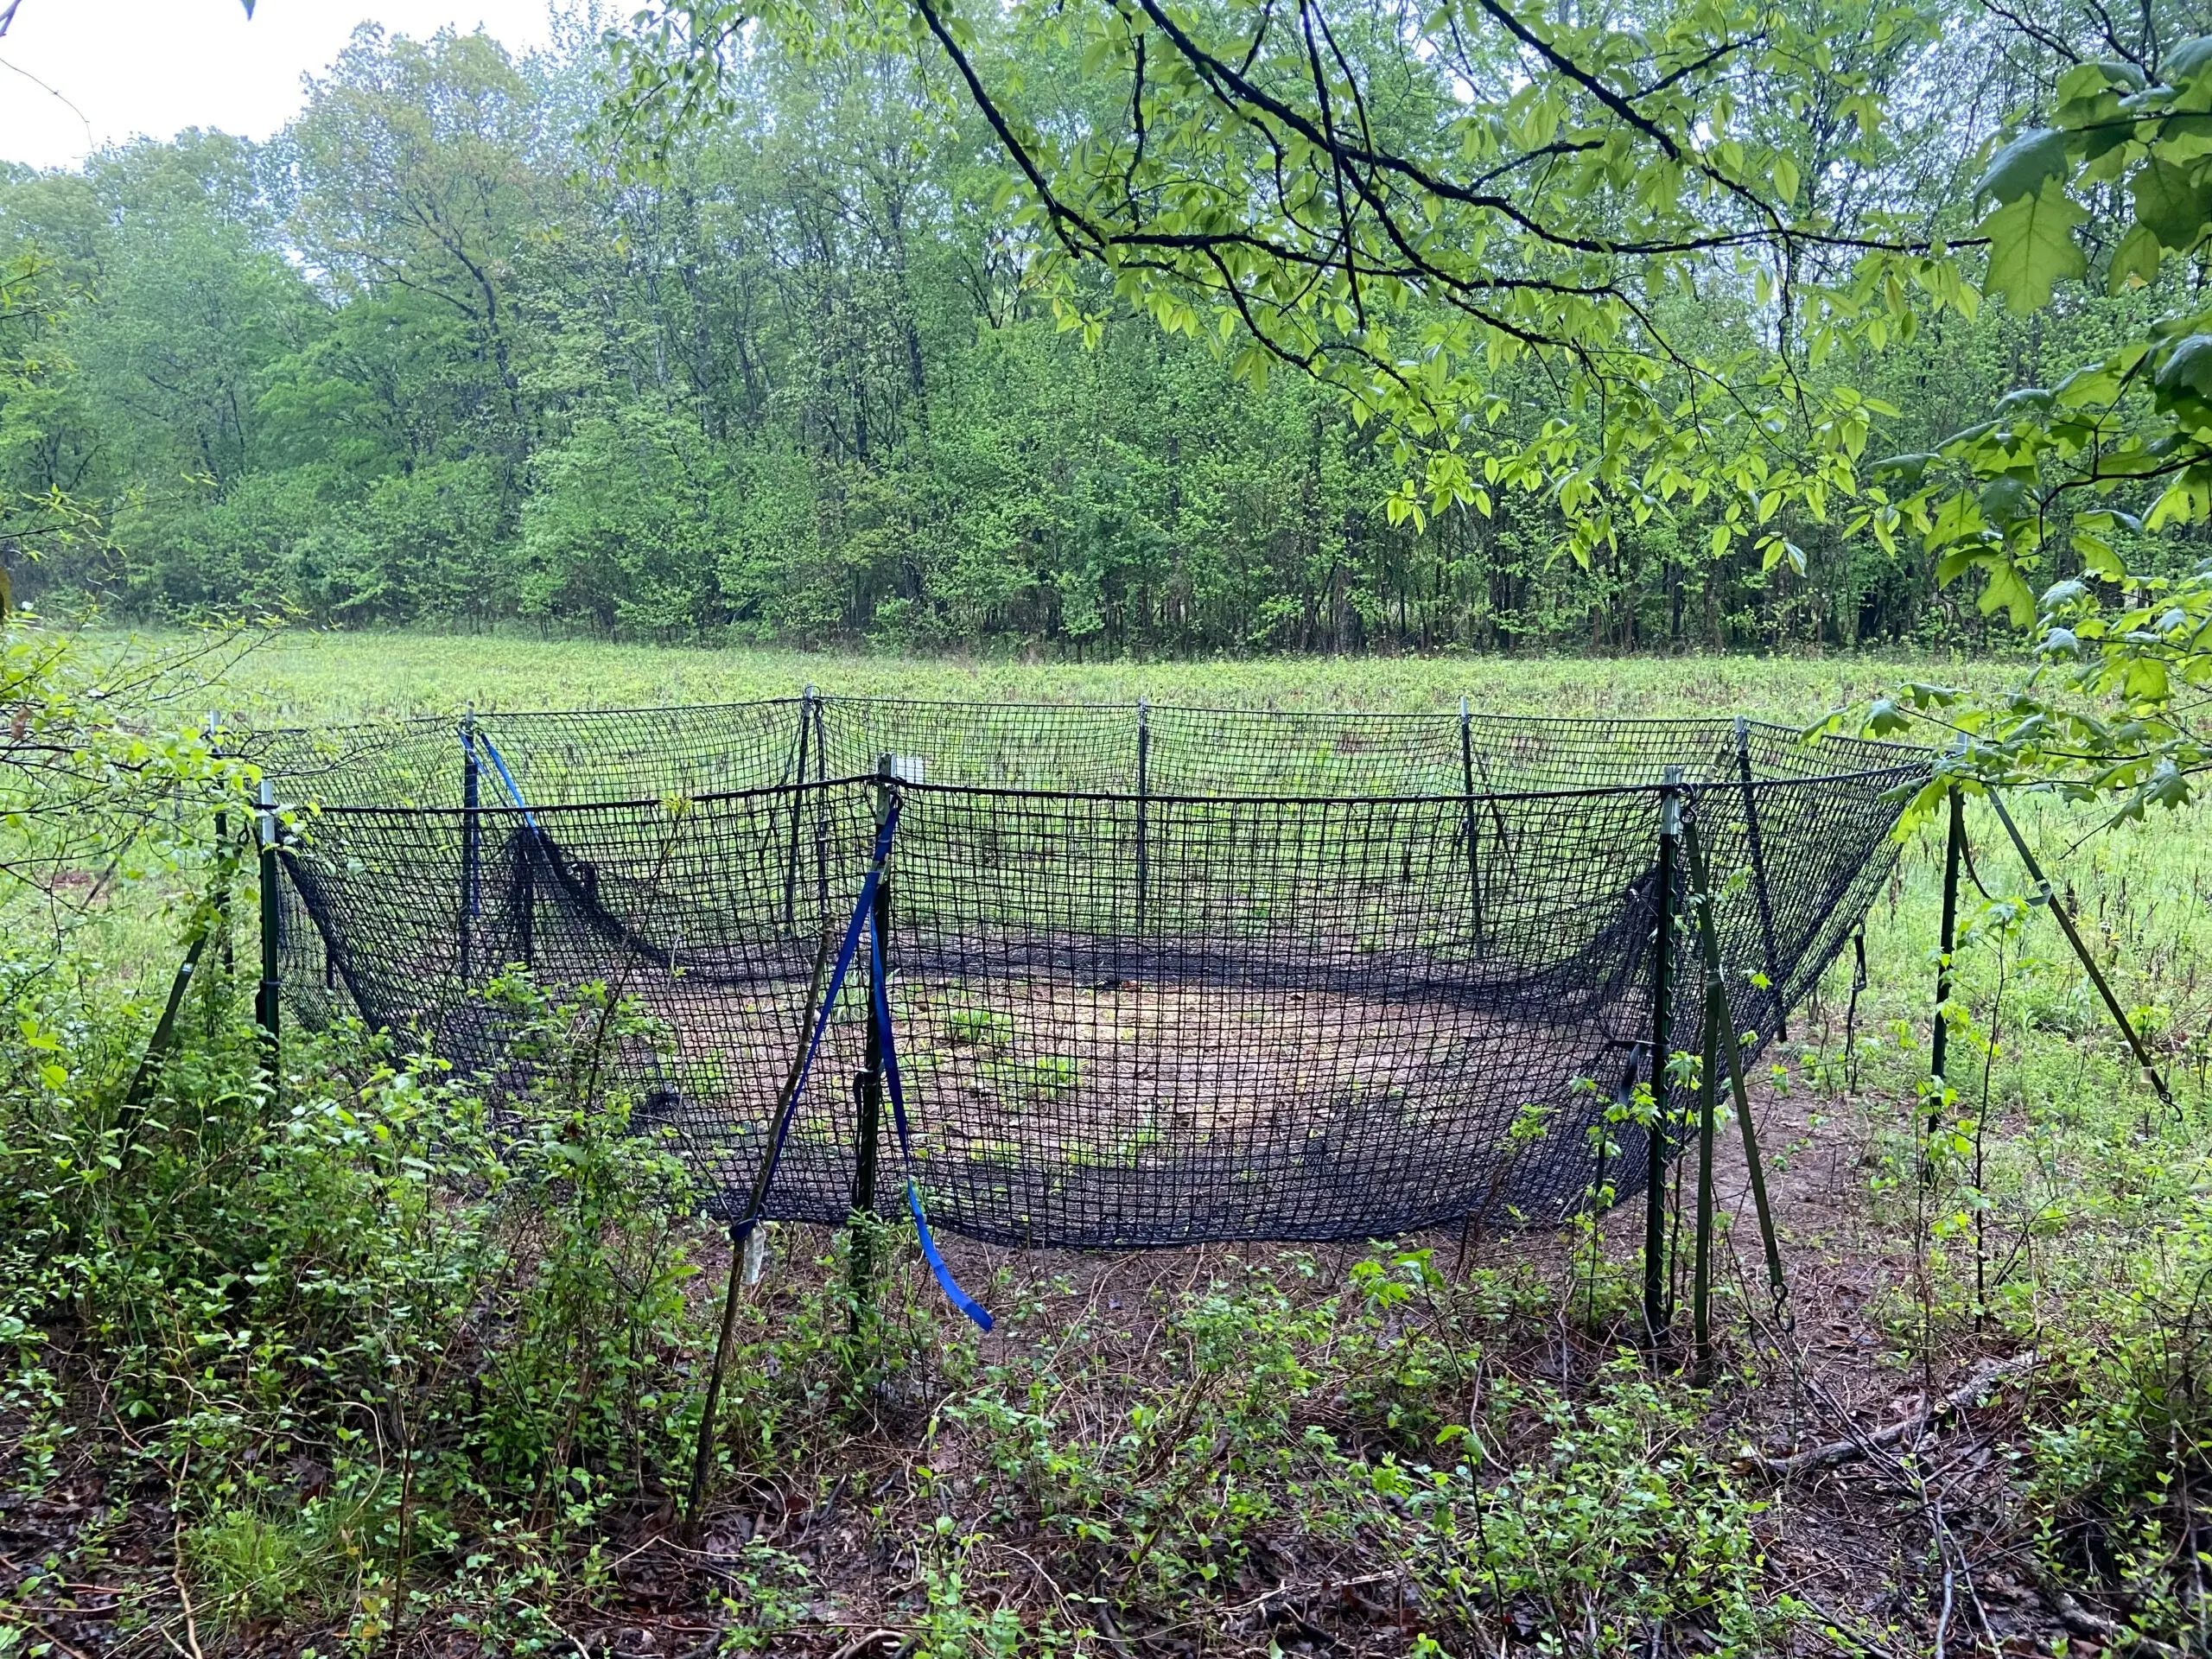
top-left (605, 0), bottom-right (1967, 574)
top-left (0, 621), bottom-right (254, 944)
top-left (1829, 39), bottom-right (2212, 821)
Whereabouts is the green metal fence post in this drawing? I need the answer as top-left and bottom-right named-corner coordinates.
top-left (1692, 936), bottom-right (1721, 1382)
top-left (1643, 766), bottom-right (1683, 1347)
top-left (1461, 697), bottom-right (1484, 946)
top-left (1986, 790), bottom-right (2177, 1115)
top-left (1926, 783), bottom-right (1963, 1161)
top-left (849, 755), bottom-right (896, 1325)
top-left (461, 708), bottom-right (481, 979)
top-left (255, 777), bottom-right (282, 1083)
top-left (785, 687), bottom-right (813, 933)
top-left (1733, 716), bottom-right (1786, 1039)
top-left (1681, 812), bottom-right (1793, 1338)
top-left (1135, 698), bottom-right (1150, 934)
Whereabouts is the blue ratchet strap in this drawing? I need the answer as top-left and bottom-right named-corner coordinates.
top-left (469, 728), bottom-right (541, 832)
top-left (871, 923), bottom-right (992, 1330)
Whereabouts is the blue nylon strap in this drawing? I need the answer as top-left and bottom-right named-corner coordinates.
top-left (736, 798), bottom-right (990, 1330)
top-left (871, 925), bottom-right (993, 1331)
top-left (468, 728), bottom-right (540, 832)
top-left (474, 772), bottom-right (984, 1330)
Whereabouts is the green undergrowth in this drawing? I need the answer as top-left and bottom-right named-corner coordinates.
top-left (0, 902), bottom-right (1818, 1652)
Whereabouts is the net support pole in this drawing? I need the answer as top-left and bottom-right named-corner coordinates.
top-left (461, 708), bottom-right (481, 980)
top-left (513, 830), bottom-right (535, 969)
top-left (206, 715), bottom-right (234, 981)
top-left (1135, 698), bottom-right (1150, 934)
top-left (1926, 783), bottom-right (1963, 1152)
top-left (1733, 716), bottom-right (1787, 1039)
top-left (255, 777), bottom-right (282, 1084)
top-left (1986, 791), bottom-right (2177, 1114)
top-left (1691, 972), bottom-right (1720, 1382)
top-left (1681, 812), bottom-right (1792, 1337)
top-left (1460, 697), bottom-right (1484, 945)
top-left (849, 756), bottom-right (895, 1324)
top-left (811, 695), bottom-right (830, 916)
top-left (784, 687), bottom-right (814, 933)
top-left (685, 1230), bottom-right (751, 1541)
top-left (685, 931), bottom-right (836, 1539)
top-left (1643, 766), bottom-right (1683, 1348)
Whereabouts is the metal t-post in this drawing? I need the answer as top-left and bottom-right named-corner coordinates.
top-left (461, 709), bottom-right (481, 980)
top-left (785, 687), bottom-right (814, 933)
top-left (1691, 982), bottom-right (1720, 1380)
top-left (686, 931), bottom-right (836, 1538)
top-left (849, 755), bottom-right (895, 1323)
top-left (811, 695), bottom-right (830, 917)
top-left (206, 715), bottom-right (234, 982)
top-left (513, 829), bottom-right (535, 969)
top-left (1135, 699), bottom-right (1150, 934)
top-left (1733, 716), bottom-right (1787, 1039)
top-left (1926, 783), bottom-right (1964, 1152)
top-left (1460, 697), bottom-right (1484, 945)
top-left (1986, 790), bottom-right (2177, 1115)
top-left (1644, 766), bottom-right (1683, 1346)
top-left (255, 777), bottom-right (282, 1082)
top-left (1681, 813), bottom-right (1792, 1337)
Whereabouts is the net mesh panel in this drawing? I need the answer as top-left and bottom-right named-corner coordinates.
top-left (251, 700), bottom-right (1925, 1245)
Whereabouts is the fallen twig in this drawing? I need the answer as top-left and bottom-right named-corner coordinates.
top-left (824, 1629), bottom-right (906, 1659)
top-left (1751, 1351), bottom-right (2037, 1476)
top-left (2044, 1585), bottom-right (2187, 1659)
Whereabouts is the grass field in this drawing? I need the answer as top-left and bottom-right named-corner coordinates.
top-left (144, 626), bottom-right (2026, 728)
top-left (12, 625), bottom-right (2212, 1656)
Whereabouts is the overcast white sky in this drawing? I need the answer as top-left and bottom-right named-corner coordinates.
top-left (0, 0), bottom-right (565, 171)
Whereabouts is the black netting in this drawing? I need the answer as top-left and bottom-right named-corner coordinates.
top-left (248, 697), bottom-right (1926, 1247)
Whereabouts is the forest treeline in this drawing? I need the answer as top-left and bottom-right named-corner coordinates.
top-left (0, 10), bottom-right (2145, 652)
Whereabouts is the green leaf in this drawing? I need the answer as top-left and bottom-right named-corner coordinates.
top-left (1772, 155), bottom-right (1799, 206)
top-left (2131, 158), bottom-right (2212, 250)
top-left (2072, 531), bottom-right (2125, 579)
top-left (1979, 476), bottom-right (2031, 523)
top-left (1979, 557), bottom-right (2037, 626)
top-left (1974, 129), bottom-right (2069, 205)
top-left (2108, 221), bottom-right (2163, 291)
top-left (2168, 35), bottom-right (2212, 86)
top-left (1979, 181), bottom-right (2089, 315)
top-left (1867, 452), bottom-right (1935, 485)
top-left (2057, 60), bottom-right (2146, 100)
top-left (2154, 334), bottom-right (2212, 403)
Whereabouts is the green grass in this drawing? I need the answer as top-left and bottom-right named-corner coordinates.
top-left (111, 625), bottom-right (2030, 728)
